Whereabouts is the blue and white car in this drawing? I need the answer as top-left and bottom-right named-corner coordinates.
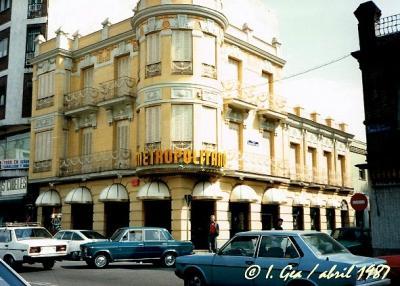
top-left (175, 230), bottom-right (391, 286)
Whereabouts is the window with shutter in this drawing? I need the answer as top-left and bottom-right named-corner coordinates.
top-left (117, 56), bottom-right (129, 78)
top-left (38, 71), bottom-right (55, 99)
top-left (116, 120), bottom-right (130, 150)
top-left (145, 106), bottom-right (161, 144)
top-left (146, 33), bottom-right (160, 65)
top-left (171, 30), bottom-right (192, 74)
top-left (83, 67), bottom-right (94, 88)
top-left (202, 106), bottom-right (216, 145)
top-left (171, 105), bottom-right (193, 143)
top-left (35, 131), bottom-right (52, 161)
top-left (82, 128), bottom-right (92, 156)
top-left (202, 34), bottom-right (216, 66)
top-left (227, 58), bottom-right (240, 81)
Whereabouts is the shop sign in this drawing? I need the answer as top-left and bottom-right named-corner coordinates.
top-left (0, 177), bottom-right (28, 196)
top-left (136, 149), bottom-right (226, 168)
top-left (0, 159), bottom-right (29, 170)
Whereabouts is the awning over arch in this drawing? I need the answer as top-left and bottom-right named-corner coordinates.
top-left (309, 197), bottom-right (326, 207)
top-left (137, 181), bottom-right (170, 200)
top-left (326, 199), bottom-right (341, 209)
top-left (35, 189), bottom-right (61, 207)
top-left (292, 194), bottom-right (309, 206)
top-left (230, 185), bottom-right (258, 203)
top-left (262, 188), bottom-right (287, 204)
top-left (99, 184), bottom-right (129, 202)
top-left (192, 181), bottom-right (223, 200)
top-left (65, 187), bottom-right (93, 204)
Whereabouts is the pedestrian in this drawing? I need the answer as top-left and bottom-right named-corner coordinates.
top-left (275, 218), bottom-right (283, 230)
top-left (208, 215), bottom-right (219, 253)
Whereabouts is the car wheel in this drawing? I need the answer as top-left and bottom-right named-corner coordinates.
top-left (184, 271), bottom-right (206, 286)
top-left (42, 260), bottom-right (55, 270)
top-left (93, 253), bottom-right (109, 269)
top-left (162, 252), bottom-right (176, 267)
top-left (4, 255), bottom-right (18, 269)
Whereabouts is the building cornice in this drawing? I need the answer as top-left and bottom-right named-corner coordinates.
top-left (224, 34), bottom-right (286, 67)
top-left (287, 113), bottom-right (355, 140)
top-left (132, 4), bottom-right (229, 30)
top-left (31, 48), bottom-right (72, 64)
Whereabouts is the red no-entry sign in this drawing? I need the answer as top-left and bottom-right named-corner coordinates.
top-left (350, 193), bottom-right (368, 211)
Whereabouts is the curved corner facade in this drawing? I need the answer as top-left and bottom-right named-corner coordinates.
top-left (29, 0), bottom-right (355, 248)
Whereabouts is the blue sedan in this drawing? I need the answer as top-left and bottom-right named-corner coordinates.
top-left (175, 230), bottom-right (391, 286)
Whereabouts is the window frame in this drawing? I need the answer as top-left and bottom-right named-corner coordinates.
top-left (218, 235), bottom-right (260, 257)
top-left (171, 104), bottom-right (193, 143)
top-left (146, 32), bottom-right (161, 65)
top-left (256, 235), bottom-right (301, 259)
top-left (145, 105), bottom-right (161, 145)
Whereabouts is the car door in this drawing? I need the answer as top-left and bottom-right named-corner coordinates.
top-left (115, 229), bottom-right (144, 260)
top-left (60, 231), bottom-right (73, 253)
top-left (0, 229), bottom-right (12, 258)
top-left (254, 235), bottom-right (301, 286)
top-left (143, 229), bottom-right (166, 259)
top-left (69, 232), bottom-right (85, 253)
top-left (212, 235), bottom-right (259, 286)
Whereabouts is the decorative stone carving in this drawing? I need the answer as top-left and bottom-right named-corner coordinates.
top-left (144, 89), bottom-right (161, 102)
top-left (33, 115), bottom-right (55, 131)
top-left (37, 58), bottom-right (56, 75)
top-left (202, 90), bottom-right (219, 103)
top-left (171, 88), bottom-right (193, 99)
top-left (177, 14), bottom-right (189, 29)
top-left (289, 126), bottom-right (302, 139)
top-left (200, 19), bottom-right (216, 34)
top-left (72, 113), bottom-right (97, 131)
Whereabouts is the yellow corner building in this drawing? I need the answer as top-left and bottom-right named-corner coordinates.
top-left (29, 0), bottom-right (355, 249)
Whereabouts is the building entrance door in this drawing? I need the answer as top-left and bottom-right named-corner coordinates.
top-left (143, 200), bottom-right (171, 231)
top-left (261, 204), bottom-right (279, 230)
top-left (71, 204), bottom-right (93, 229)
top-left (230, 202), bottom-right (249, 238)
top-left (104, 202), bottom-right (129, 237)
top-left (191, 201), bottom-right (215, 249)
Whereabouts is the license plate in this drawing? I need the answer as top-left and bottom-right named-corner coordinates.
top-left (41, 246), bottom-right (56, 254)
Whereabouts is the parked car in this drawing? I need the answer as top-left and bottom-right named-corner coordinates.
top-left (80, 227), bottom-right (193, 269)
top-left (331, 227), bottom-right (372, 256)
top-left (0, 258), bottom-right (30, 286)
top-left (175, 230), bottom-right (390, 286)
top-left (0, 223), bottom-right (67, 270)
top-left (53, 230), bottom-right (107, 260)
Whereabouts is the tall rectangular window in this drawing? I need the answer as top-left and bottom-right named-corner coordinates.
top-left (116, 55), bottom-right (129, 78)
top-left (82, 67), bottom-right (94, 88)
top-left (227, 58), bottom-right (240, 82)
top-left (145, 106), bottom-right (161, 144)
top-left (81, 128), bottom-right (92, 156)
top-left (0, 0), bottom-right (10, 12)
top-left (26, 27), bottom-right (41, 53)
top-left (202, 106), bottom-right (217, 145)
top-left (116, 120), bottom-right (130, 150)
top-left (0, 38), bottom-right (8, 58)
top-left (35, 131), bottom-right (52, 161)
top-left (290, 143), bottom-right (300, 179)
top-left (262, 71), bottom-right (273, 97)
top-left (337, 155), bottom-right (346, 186)
top-left (171, 30), bottom-right (192, 62)
top-left (171, 105), bottom-right (192, 142)
top-left (38, 71), bottom-right (55, 99)
top-left (323, 151), bottom-right (332, 183)
top-left (0, 75), bottom-right (6, 120)
top-left (306, 147), bottom-right (317, 181)
top-left (146, 33), bottom-right (160, 65)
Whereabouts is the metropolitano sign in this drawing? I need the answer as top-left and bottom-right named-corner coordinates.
top-left (136, 149), bottom-right (226, 168)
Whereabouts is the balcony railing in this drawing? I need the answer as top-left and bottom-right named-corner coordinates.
top-left (98, 77), bottom-right (136, 102)
top-left (375, 14), bottom-right (400, 37)
top-left (25, 52), bottom-right (35, 66)
top-left (64, 87), bottom-right (100, 111)
top-left (225, 151), bottom-right (272, 174)
top-left (171, 141), bottom-right (192, 150)
top-left (145, 142), bottom-right (161, 151)
top-left (27, 3), bottom-right (44, 18)
top-left (33, 160), bottom-right (52, 173)
top-left (222, 81), bottom-right (259, 106)
top-left (171, 61), bottom-right (193, 75)
top-left (59, 149), bottom-right (131, 176)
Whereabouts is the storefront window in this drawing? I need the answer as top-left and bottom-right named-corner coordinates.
top-left (1, 133), bottom-right (30, 160)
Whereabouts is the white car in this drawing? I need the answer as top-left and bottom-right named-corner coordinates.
top-left (0, 223), bottom-right (67, 270)
top-left (53, 230), bottom-right (107, 260)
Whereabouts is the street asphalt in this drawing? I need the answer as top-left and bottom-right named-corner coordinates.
top-left (19, 260), bottom-right (182, 286)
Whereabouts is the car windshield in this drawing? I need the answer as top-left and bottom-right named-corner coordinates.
top-left (15, 228), bottom-right (52, 240)
top-left (110, 228), bottom-right (126, 241)
top-left (81, 231), bottom-right (106, 240)
top-left (302, 233), bottom-right (350, 255)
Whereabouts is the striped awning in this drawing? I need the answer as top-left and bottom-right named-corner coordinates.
top-left (230, 185), bottom-right (259, 203)
top-left (137, 181), bottom-right (170, 200)
top-left (192, 181), bottom-right (223, 200)
top-left (35, 189), bottom-right (61, 207)
top-left (99, 184), bottom-right (129, 202)
top-left (65, 187), bottom-right (93, 204)
top-left (262, 188), bottom-right (287, 204)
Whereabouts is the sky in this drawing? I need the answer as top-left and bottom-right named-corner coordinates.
top-left (48, 0), bottom-right (400, 141)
